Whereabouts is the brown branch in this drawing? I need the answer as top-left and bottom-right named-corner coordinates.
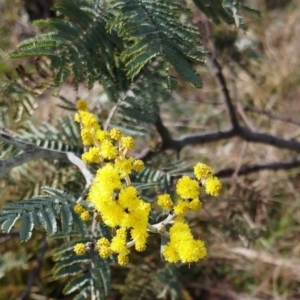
top-left (138, 118), bottom-right (300, 160)
top-left (216, 156), bottom-right (300, 177)
top-left (207, 57), bottom-right (240, 130)
top-left (0, 130), bottom-right (93, 184)
top-left (17, 236), bottom-right (48, 300)
top-left (238, 127), bottom-right (300, 152)
top-left (0, 149), bottom-right (68, 180)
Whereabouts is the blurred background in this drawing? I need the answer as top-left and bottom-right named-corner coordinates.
top-left (0, 0), bottom-right (300, 299)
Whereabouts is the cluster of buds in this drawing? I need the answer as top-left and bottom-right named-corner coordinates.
top-left (73, 100), bottom-right (222, 265)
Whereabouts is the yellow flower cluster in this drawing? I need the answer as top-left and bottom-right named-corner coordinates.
top-left (156, 162), bottom-right (222, 263)
top-left (156, 162), bottom-right (221, 214)
top-left (73, 203), bottom-right (91, 222)
top-left (73, 100), bottom-right (222, 266)
top-left (163, 222), bottom-right (207, 263)
top-left (74, 243), bottom-right (87, 255)
top-left (74, 100), bottom-right (147, 265)
top-left (194, 162), bottom-right (222, 197)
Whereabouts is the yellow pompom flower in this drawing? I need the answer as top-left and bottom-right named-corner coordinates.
top-left (173, 215), bottom-right (186, 223)
top-left (100, 140), bottom-right (118, 160)
top-left (118, 252), bottom-right (129, 266)
top-left (96, 130), bottom-right (110, 142)
top-left (80, 211), bottom-right (90, 221)
top-left (135, 240), bottom-right (146, 252)
top-left (111, 229), bottom-right (127, 253)
top-left (97, 238), bottom-right (111, 259)
top-left (132, 159), bottom-right (144, 172)
top-left (76, 99), bottom-right (88, 111)
top-left (157, 194), bottom-right (173, 210)
top-left (205, 176), bottom-right (222, 197)
top-left (118, 186), bottom-right (140, 211)
top-left (82, 147), bottom-right (101, 164)
top-left (194, 162), bottom-right (214, 180)
top-left (97, 237), bottom-right (110, 248)
top-left (121, 136), bottom-right (135, 150)
top-left (177, 239), bottom-right (207, 263)
top-left (115, 157), bottom-right (134, 177)
top-left (176, 176), bottom-right (199, 199)
top-left (101, 201), bottom-right (125, 227)
top-left (173, 200), bottom-right (189, 216)
top-left (189, 198), bottom-right (202, 211)
top-left (128, 202), bottom-right (151, 229)
top-left (74, 203), bottom-right (85, 214)
top-left (80, 128), bottom-right (94, 146)
top-left (111, 237), bottom-right (127, 254)
top-left (93, 164), bottom-right (122, 196)
top-left (110, 128), bottom-right (122, 140)
top-left (74, 243), bottom-right (87, 255)
top-left (130, 227), bottom-right (148, 243)
top-left (162, 243), bottom-right (180, 263)
top-left (163, 222), bottom-right (207, 263)
top-left (99, 246), bottom-right (111, 259)
top-left (80, 111), bottom-right (100, 130)
top-left (169, 222), bottom-right (193, 244)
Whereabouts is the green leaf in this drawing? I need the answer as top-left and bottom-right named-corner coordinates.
top-left (53, 255), bottom-right (91, 274)
top-left (60, 204), bottom-right (73, 233)
top-left (63, 273), bottom-right (90, 295)
top-left (164, 40), bottom-right (202, 88)
top-left (40, 207), bottom-right (57, 235)
top-left (20, 213), bottom-right (34, 242)
top-left (54, 264), bottom-right (84, 279)
top-left (1, 215), bottom-right (20, 233)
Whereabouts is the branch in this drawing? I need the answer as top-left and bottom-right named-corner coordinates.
top-left (17, 237), bottom-right (48, 300)
top-left (138, 118), bottom-right (300, 160)
top-left (0, 149), bottom-right (67, 181)
top-left (216, 156), bottom-right (300, 177)
top-left (0, 130), bottom-right (93, 184)
top-left (207, 57), bottom-right (240, 130)
top-left (238, 127), bottom-right (300, 152)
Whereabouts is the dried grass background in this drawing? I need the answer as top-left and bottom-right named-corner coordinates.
top-left (0, 0), bottom-right (300, 299)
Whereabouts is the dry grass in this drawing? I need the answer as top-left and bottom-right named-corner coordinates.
top-left (160, 1), bottom-right (300, 298)
top-left (1, 0), bottom-right (300, 299)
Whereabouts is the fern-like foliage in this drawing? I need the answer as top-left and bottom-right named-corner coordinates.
top-left (1, 115), bottom-right (85, 200)
top-left (1, 115), bottom-right (82, 164)
top-left (110, 0), bottom-right (205, 87)
top-left (10, 0), bottom-right (206, 92)
top-left (0, 187), bottom-right (89, 242)
top-left (193, 0), bottom-right (260, 29)
top-left (134, 157), bottom-right (191, 193)
top-left (10, 0), bottom-right (121, 91)
top-left (123, 265), bottom-right (182, 300)
top-left (52, 239), bottom-right (111, 300)
top-left (0, 79), bottom-right (38, 125)
top-left (19, 115), bottom-right (83, 155)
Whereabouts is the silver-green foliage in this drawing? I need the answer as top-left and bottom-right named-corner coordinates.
top-left (0, 187), bottom-right (112, 298)
top-left (52, 239), bottom-right (111, 300)
top-left (9, 0), bottom-right (207, 91)
top-left (0, 187), bottom-right (89, 242)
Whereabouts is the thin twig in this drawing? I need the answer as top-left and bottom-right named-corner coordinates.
top-left (244, 105), bottom-right (300, 127)
top-left (104, 103), bottom-right (120, 131)
top-left (216, 156), bottom-right (300, 177)
top-left (17, 236), bottom-right (48, 300)
top-left (0, 130), bottom-right (93, 183)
